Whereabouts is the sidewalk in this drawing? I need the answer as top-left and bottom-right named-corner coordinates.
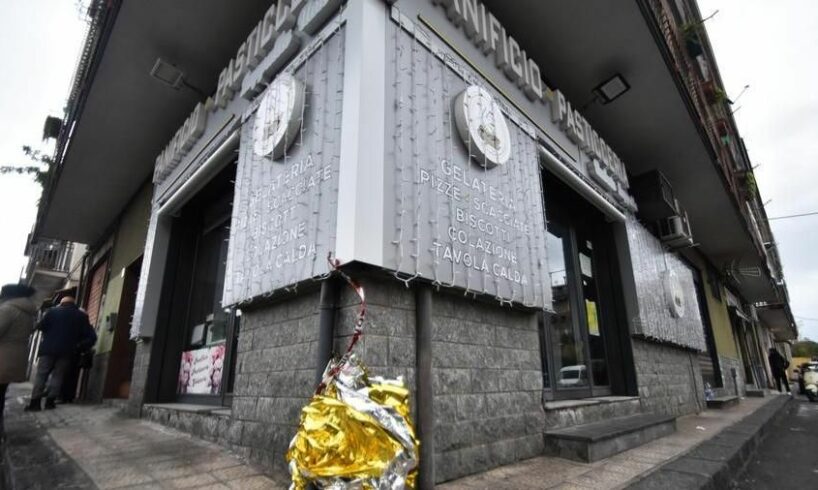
top-left (1, 383), bottom-right (288, 489)
top-left (2, 382), bottom-right (789, 489)
top-left (441, 394), bottom-right (790, 489)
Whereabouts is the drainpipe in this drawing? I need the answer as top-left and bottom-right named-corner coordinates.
top-left (415, 285), bottom-right (434, 489)
top-left (315, 277), bottom-right (339, 386)
top-left (76, 251), bottom-right (90, 306)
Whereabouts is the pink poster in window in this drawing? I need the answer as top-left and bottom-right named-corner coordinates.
top-left (177, 343), bottom-right (226, 395)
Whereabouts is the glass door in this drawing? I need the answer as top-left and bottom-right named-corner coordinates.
top-left (542, 171), bottom-right (617, 400)
top-left (544, 218), bottom-right (612, 399)
top-left (166, 164), bottom-right (240, 406)
top-left (546, 223), bottom-right (589, 395)
top-left (575, 230), bottom-right (611, 395)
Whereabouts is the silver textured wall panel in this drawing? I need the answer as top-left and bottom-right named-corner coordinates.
top-left (223, 28), bottom-right (346, 305)
top-left (626, 217), bottom-right (707, 351)
top-left (383, 23), bottom-right (550, 309)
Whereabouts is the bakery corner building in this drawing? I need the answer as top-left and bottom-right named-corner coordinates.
top-left (31, 0), bottom-right (797, 483)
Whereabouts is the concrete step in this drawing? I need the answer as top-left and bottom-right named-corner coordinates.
top-left (543, 396), bottom-right (642, 430)
top-left (706, 395), bottom-right (740, 409)
top-left (544, 413), bottom-right (676, 462)
top-left (746, 389), bottom-right (766, 398)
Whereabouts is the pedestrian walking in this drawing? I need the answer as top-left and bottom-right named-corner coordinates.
top-left (0, 283), bottom-right (37, 441)
top-left (768, 347), bottom-right (792, 396)
top-left (25, 296), bottom-right (97, 411)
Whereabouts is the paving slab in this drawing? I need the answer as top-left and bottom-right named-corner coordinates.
top-left (2, 383), bottom-right (287, 490)
top-left (442, 394), bottom-right (783, 489)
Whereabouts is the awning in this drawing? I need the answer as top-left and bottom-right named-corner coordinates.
top-left (757, 303), bottom-right (798, 341)
top-left (482, 0), bottom-right (780, 304)
top-left (37, 0), bottom-right (273, 245)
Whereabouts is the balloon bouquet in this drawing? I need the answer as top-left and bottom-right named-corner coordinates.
top-left (286, 254), bottom-right (420, 489)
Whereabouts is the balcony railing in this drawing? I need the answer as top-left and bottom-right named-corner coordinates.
top-left (645, 0), bottom-right (787, 286)
top-left (26, 240), bottom-right (74, 275)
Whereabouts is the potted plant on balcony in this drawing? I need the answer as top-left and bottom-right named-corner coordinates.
top-left (737, 171), bottom-right (758, 199)
top-left (702, 80), bottom-right (729, 106)
top-left (682, 22), bottom-right (705, 58)
top-left (714, 117), bottom-right (730, 137)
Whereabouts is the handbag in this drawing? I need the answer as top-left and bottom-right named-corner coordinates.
top-left (78, 349), bottom-right (94, 369)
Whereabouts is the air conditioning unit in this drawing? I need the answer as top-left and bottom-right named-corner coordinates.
top-left (659, 211), bottom-right (693, 248)
top-left (630, 170), bottom-right (677, 222)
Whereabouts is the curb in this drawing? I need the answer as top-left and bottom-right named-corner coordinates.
top-left (625, 395), bottom-right (791, 489)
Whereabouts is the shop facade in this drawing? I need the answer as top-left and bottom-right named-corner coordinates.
top-left (82, 183), bottom-right (152, 401)
top-left (31, 0), bottom-right (796, 484)
top-left (126, 0), bottom-right (713, 480)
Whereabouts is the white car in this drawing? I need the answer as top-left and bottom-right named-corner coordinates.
top-left (558, 365), bottom-right (588, 387)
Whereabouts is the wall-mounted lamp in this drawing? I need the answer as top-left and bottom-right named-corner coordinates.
top-left (150, 58), bottom-right (206, 100)
top-left (592, 73), bottom-right (631, 104)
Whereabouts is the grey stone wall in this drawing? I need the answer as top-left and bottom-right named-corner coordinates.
top-left (136, 291), bottom-right (322, 473)
top-left (332, 277), bottom-right (417, 411)
top-left (716, 356), bottom-right (746, 398)
top-left (132, 275), bottom-right (550, 482)
top-left (631, 338), bottom-right (705, 417)
top-left (229, 290), bottom-right (322, 472)
top-left (144, 406), bottom-right (243, 452)
top-left (432, 292), bottom-right (544, 482)
top-left (83, 352), bottom-right (110, 403)
top-left (126, 340), bottom-right (152, 417)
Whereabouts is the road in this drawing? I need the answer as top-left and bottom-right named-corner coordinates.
top-left (731, 391), bottom-right (818, 489)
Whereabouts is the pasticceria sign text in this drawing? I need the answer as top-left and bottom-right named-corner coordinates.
top-left (154, 0), bottom-right (311, 183)
top-left (431, 0), bottom-right (630, 190)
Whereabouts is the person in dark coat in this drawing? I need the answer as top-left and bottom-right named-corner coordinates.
top-left (768, 347), bottom-right (791, 396)
top-left (0, 283), bottom-right (37, 439)
top-left (25, 296), bottom-right (96, 411)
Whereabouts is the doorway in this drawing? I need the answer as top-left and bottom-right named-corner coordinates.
top-left (103, 257), bottom-right (141, 399)
top-left (691, 269), bottom-right (722, 389)
top-left (540, 170), bottom-right (631, 400)
top-left (730, 309), bottom-right (758, 387)
top-left (154, 163), bottom-right (240, 406)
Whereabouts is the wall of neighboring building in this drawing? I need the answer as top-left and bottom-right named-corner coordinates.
top-left (685, 252), bottom-right (745, 396)
top-left (631, 339), bottom-right (705, 416)
top-left (85, 183), bottom-right (152, 401)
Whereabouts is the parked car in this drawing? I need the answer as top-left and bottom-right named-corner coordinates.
top-left (558, 365), bottom-right (588, 387)
top-left (797, 362), bottom-right (818, 395)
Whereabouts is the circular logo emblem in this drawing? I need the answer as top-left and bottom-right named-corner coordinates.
top-left (663, 270), bottom-right (686, 319)
top-left (253, 73), bottom-right (305, 160)
top-left (453, 85), bottom-right (512, 168)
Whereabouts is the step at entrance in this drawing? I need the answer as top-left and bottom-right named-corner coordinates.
top-left (746, 388), bottom-right (766, 397)
top-left (706, 395), bottom-right (740, 409)
top-left (544, 413), bottom-right (676, 462)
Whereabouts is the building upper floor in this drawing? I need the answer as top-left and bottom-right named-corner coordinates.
top-left (30, 0), bottom-right (795, 339)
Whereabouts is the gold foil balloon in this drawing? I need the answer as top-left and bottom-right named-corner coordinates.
top-left (286, 356), bottom-right (419, 489)
top-left (287, 257), bottom-right (419, 489)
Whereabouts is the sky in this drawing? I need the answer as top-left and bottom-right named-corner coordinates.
top-left (0, 1), bottom-right (85, 286)
top-left (698, 0), bottom-right (818, 340)
top-left (0, 1), bottom-right (816, 339)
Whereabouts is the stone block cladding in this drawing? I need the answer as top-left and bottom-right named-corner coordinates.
top-left (135, 275), bottom-right (547, 482)
top-left (144, 276), bottom-right (419, 475)
top-left (717, 356), bottom-right (747, 398)
top-left (631, 338), bottom-right (705, 417)
top-left (83, 351), bottom-right (110, 403)
top-left (127, 339), bottom-right (152, 417)
top-left (431, 291), bottom-right (544, 483)
top-left (228, 290), bottom-right (322, 472)
top-left (332, 276), bottom-right (418, 417)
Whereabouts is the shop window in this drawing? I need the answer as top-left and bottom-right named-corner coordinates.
top-left (541, 170), bottom-right (632, 400)
top-left (161, 164), bottom-right (240, 405)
